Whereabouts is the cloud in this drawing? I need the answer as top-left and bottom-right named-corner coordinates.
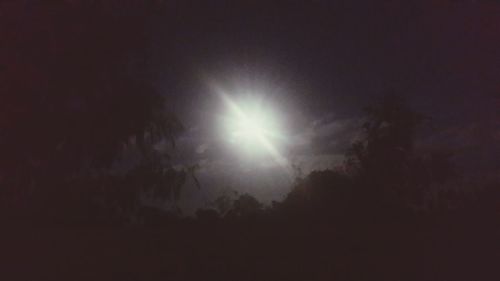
top-left (160, 111), bottom-right (363, 213)
top-left (289, 115), bottom-right (360, 156)
top-left (196, 143), bottom-right (209, 154)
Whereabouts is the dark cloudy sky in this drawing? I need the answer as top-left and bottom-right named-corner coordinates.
top-left (5, 1), bottom-right (498, 212)
top-left (122, 0), bottom-right (499, 211)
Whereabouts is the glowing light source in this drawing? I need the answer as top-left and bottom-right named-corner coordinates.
top-left (230, 106), bottom-right (273, 146)
top-left (218, 90), bottom-right (287, 166)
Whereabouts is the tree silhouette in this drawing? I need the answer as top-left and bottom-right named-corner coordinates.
top-left (0, 2), bottom-right (184, 223)
top-left (226, 193), bottom-right (263, 218)
top-left (282, 169), bottom-right (353, 217)
top-left (277, 94), bottom-right (457, 220)
top-left (345, 93), bottom-right (455, 209)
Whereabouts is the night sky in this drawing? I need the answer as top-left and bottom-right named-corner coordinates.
top-left (3, 2), bottom-right (500, 280)
top-left (142, 0), bottom-right (500, 211)
top-left (3, 0), bottom-right (499, 212)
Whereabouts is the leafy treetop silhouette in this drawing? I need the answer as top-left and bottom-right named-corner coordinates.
top-left (0, 2), bottom-right (183, 221)
top-left (345, 94), bottom-right (455, 208)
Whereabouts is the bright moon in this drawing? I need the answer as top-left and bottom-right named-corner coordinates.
top-left (219, 92), bottom-right (287, 166)
top-left (230, 107), bottom-right (273, 146)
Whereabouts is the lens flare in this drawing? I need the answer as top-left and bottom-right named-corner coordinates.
top-left (217, 90), bottom-right (288, 167)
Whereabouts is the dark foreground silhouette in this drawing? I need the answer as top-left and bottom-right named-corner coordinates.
top-left (2, 180), bottom-right (499, 281)
top-left (2, 96), bottom-right (498, 281)
top-left (2, 2), bottom-right (498, 280)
